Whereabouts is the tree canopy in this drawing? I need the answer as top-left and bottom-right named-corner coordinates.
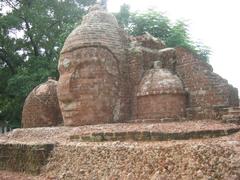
top-left (0, 2), bottom-right (210, 128)
top-left (0, 0), bottom-right (96, 127)
top-left (115, 4), bottom-right (211, 62)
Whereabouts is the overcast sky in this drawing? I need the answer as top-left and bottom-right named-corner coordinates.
top-left (108, 0), bottom-right (240, 91)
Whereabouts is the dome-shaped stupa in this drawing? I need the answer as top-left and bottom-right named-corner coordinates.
top-left (136, 62), bottom-right (186, 121)
top-left (57, 4), bottom-right (129, 126)
top-left (61, 4), bottom-right (126, 61)
top-left (22, 78), bottom-right (63, 128)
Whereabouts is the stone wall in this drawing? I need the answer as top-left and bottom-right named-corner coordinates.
top-left (0, 143), bottom-right (54, 174)
top-left (44, 142), bottom-right (240, 179)
top-left (176, 47), bottom-right (239, 119)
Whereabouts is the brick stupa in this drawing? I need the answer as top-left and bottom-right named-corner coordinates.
top-left (22, 4), bottom-right (239, 127)
top-left (2, 4), bottom-right (240, 179)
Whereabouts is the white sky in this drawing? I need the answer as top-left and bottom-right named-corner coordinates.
top-left (108, 0), bottom-right (240, 92)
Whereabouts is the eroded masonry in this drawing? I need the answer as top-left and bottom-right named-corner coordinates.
top-left (22, 5), bottom-right (239, 127)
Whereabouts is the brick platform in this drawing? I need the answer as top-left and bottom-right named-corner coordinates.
top-left (1, 120), bottom-right (240, 144)
top-left (0, 143), bottom-right (54, 174)
top-left (1, 120), bottom-right (240, 179)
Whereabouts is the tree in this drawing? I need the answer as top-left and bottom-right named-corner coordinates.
top-left (115, 5), bottom-right (211, 62)
top-left (129, 11), bottom-right (171, 42)
top-left (114, 3), bottom-right (130, 29)
top-left (0, 0), bottom-right (96, 127)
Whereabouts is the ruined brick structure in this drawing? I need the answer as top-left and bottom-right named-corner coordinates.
top-left (136, 65), bottom-right (186, 120)
top-left (176, 48), bottom-right (239, 119)
top-left (57, 5), bottom-right (130, 126)
top-left (22, 4), bottom-right (239, 127)
top-left (22, 78), bottom-right (63, 128)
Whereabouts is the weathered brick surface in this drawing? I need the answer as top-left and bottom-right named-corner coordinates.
top-left (44, 141), bottom-right (240, 179)
top-left (175, 47), bottom-right (239, 119)
top-left (130, 33), bottom-right (166, 50)
top-left (22, 4), bottom-right (239, 127)
top-left (61, 4), bottom-right (128, 71)
top-left (58, 47), bottom-right (123, 126)
top-left (137, 95), bottom-right (186, 120)
top-left (70, 128), bottom-right (240, 142)
top-left (128, 38), bottom-right (181, 120)
top-left (136, 69), bottom-right (186, 120)
top-left (58, 5), bottom-right (130, 126)
top-left (0, 143), bottom-right (54, 174)
top-left (222, 107), bottom-right (240, 124)
top-left (128, 37), bottom-right (176, 73)
top-left (22, 79), bottom-right (63, 128)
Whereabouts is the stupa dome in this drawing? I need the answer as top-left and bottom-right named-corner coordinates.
top-left (61, 4), bottom-right (125, 61)
top-left (137, 69), bottom-right (185, 96)
top-left (136, 64), bottom-right (186, 121)
top-left (22, 78), bottom-right (63, 128)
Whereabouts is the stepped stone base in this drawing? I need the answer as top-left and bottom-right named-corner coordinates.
top-left (70, 128), bottom-right (240, 142)
top-left (222, 115), bottom-right (240, 124)
top-left (0, 120), bottom-right (240, 179)
top-left (44, 140), bottom-right (240, 179)
top-left (0, 143), bottom-right (54, 174)
top-left (221, 107), bottom-right (240, 124)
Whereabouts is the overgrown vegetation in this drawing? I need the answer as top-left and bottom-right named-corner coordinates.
top-left (0, 1), bottom-right (210, 127)
top-left (115, 4), bottom-right (211, 62)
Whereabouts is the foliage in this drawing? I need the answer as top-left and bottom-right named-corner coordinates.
top-left (114, 4), bottom-right (130, 29)
top-left (115, 5), bottom-right (211, 62)
top-left (129, 11), bottom-right (171, 42)
top-left (0, 0), bottom-right (96, 127)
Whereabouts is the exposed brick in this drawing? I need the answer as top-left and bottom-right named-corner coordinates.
top-left (22, 79), bottom-right (63, 128)
top-left (175, 47), bottom-right (239, 119)
top-left (22, 4), bottom-right (239, 127)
